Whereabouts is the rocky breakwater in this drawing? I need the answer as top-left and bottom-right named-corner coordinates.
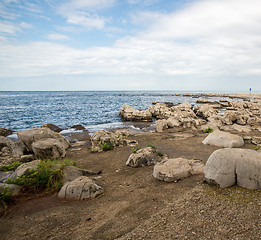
top-left (119, 98), bottom-right (261, 135)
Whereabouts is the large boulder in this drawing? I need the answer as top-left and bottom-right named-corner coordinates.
top-left (202, 130), bottom-right (244, 148)
top-left (204, 148), bottom-right (261, 189)
top-left (153, 158), bottom-right (204, 182)
top-left (119, 105), bottom-right (153, 121)
top-left (58, 176), bottom-right (103, 200)
top-left (32, 138), bottom-right (67, 159)
top-left (194, 104), bottom-right (218, 119)
top-left (41, 123), bottom-right (62, 133)
top-left (17, 128), bottom-right (70, 152)
top-left (126, 147), bottom-right (162, 167)
top-left (156, 119), bottom-right (168, 132)
top-left (0, 183), bottom-right (22, 196)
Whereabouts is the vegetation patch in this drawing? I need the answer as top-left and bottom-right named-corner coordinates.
top-left (8, 159), bottom-right (76, 194)
top-left (0, 161), bottom-right (22, 172)
top-left (132, 147), bottom-right (141, 153)
top-left (147, 144), bottom-right (156, 149)
top-left (203, 128), bottom-right (213, 133)
top-left (100, 143), bottom-right (114, 151)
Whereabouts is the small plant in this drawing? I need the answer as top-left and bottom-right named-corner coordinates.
top-left (132, 147), bottom-right (141, 153)
top-left (253, 146), bottom-right (259, 151)
top-left (90, 148), bottom-right (98, 153)
top-left (0, 187), bottom-right (11, 204)
top-left (203, 128), bottom-right (213, 133)
top-left (101, 143), bottom-right (114, 151)
top-left (0, 161), bottom-right (22, 172)
top-left (158, 152), bottom-right (164, 157)
top-left (147, 144), bottom-right (156, 149)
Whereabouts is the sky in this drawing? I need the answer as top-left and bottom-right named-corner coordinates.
top-left (0, 0), bottom-right (261, 91)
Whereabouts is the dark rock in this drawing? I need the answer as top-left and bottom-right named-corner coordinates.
top-left (41, 123), bottom-right (62, 133)
top-left (71, 125), bottom-right (86, 130)
top-left (0, 128), bottom-right (13, 137)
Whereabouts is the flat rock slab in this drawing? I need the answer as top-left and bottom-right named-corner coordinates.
top-left (153, 158), bottom-right (204, 182)
top-left (202, 130), bottom-right (244, 148)
top-left (204, 148), bottom-right (261, 189)
top-left (58, 176), bottom-right (103, 200)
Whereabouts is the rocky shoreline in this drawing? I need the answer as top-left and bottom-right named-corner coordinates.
top-left (0, 93), bottom-right (261, 239)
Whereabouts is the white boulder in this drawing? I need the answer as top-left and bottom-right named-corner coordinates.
top-left (204, 148), bottom-right (261, 189)
top-left (202, 130), bottom-right (244, 148)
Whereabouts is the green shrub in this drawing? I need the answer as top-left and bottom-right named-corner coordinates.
top-left (0, 187), bottom-right (11, 204)
top-left (253, 146), bottom-right (259, 151)
top-left (147, 144), bottom-right (156, 149)
top-left (158, 152), bottom-right (164, 157)
top-left (203, 128), bottom-right (213, 133)
top-left (101, 143), bottom-right (114, 151)
top-left (0, 161), bottom-right (22, 172)
top-left (8, 159), bottom-right (75, 193)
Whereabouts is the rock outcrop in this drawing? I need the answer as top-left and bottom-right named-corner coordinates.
top-left (202, 130), bottom-right (244, 148)
top-left (204, 148), bottom-right (261, 189)
top-left (41, 123), bottom-right (62, 133)
top-left (120, 105), bottom-right (153, 121)
top-left (153, 158), bottom-right (204, 182)
top-left (0, 128), bottom-right (13, 137)
top-left (58, 176), bottom-right (103, 200)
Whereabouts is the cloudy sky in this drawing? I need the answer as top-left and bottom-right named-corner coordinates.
top-left (0, 0), bottom-right (261, 91)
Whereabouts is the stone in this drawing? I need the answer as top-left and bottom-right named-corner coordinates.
top-left (58, 176), bottom-right (103, 200)
top-left (71, 124), bottom-right (86, 130)
top-left (204, 148), bottom-right (261, 189)
top-left (153, 158), bottom-right (204, 182)
top-left (221, 124), bottom-right (252, 133)
top-left (0, 183), bottom-right (22, 196)
top-left (126, 147), bottom-right (162, 167)
top-left (17, 128), bottom-right (70, 152)
top-left (32, 138), bottom-right (67, 159)
top-left (14, 160), bottom-right (40, 178)
top-left (0, 171), bottom-right (16, 183)
top-left (41, 123), bottom-right (62, 133)
top-left (0, 136), bottom-right (24, 157)
top-left (0, 128), bottom-right (13, 137)
top-left (156, 119), bottom-right (168, 132)
top-left (119, 104), bottom-right (153, 121)
top-left (202, 130), bottom-right (244, 148)
top-left (63, 165), bottom-right (88, 184)
top-left (194, 104), bottom-right (218, 119)
top-left (167, 117), bottom-right (181, 128)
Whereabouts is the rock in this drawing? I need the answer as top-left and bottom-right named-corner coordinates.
top-left (204, 148), bottom-right (261, 189)
top-left (119, 104), bottom-right (153, 121)
top-left (91, 130), bottom-right (131, 152)
top-left (126, 147), bottom-right (162, 168)
top-left (0, 171), bottom-right (15, 183)
top-left (58, 176), bottom-right (103, 200)
top-left (221, 124), bottom-right (251, 133)
top-left (221, 111), bottom-right (238, 125)
top-left (156, 119), bottom-right (168, 132)
top-left (167, 117), bottom-right (181, 128)
top-left (63, 165), bottom-right (88, 184)
top-left (0, 183), bottom-right (22, 196)
top-left (202, 130), bottom-right (244, 148)
top-left (32, 138), bottom-right (67, 159)
top-left (20, 154), bottom-right (35, 162)
top-left (41, 123), bottom-right (62, 133)
top-left (196, 99), bottom-right (217, 104)
top-left (0, 136), bottom-right (24, 157)
top-left (153, 158), bottom-right (204, 182)
top-left (194, 104), bottom-right (218, 119)
top-left (0, 128), bottom-right (13, 137)
top-left (17, 128), bottom-right (70, 152)
top-left (71, 124), bottom-right (86, 130)
top-left (14, 160), bottom-right (40, 178)
top-left (251, 137), bottom-right (261, 146)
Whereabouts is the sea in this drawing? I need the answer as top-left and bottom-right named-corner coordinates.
top-left (0, 91), bottom-right (240, 135)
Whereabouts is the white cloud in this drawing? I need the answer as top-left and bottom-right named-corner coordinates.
top-left (47, 33), bottom-right (69, 40)
top-left (62, 0), bottom-right (115, 10)
top-left (1, 0), bottom-right (261, 90)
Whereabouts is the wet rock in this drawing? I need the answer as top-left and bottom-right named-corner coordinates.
top-left (58, 176), bottom-right (103, 200)
top-left (41, 123), bottom-right (62, 133)
top-left (71, 124), bottom-right (86, 130)
top-left (0, 128), bottom-right (13, 137)
top-left (153, 158), bottom-right (204, 182)
top-left (126, 147), bottom-right (162, 168)
top-left (204, 148), bottom-right (261, 189)
top-left (119, 104), bottom-right (153, 121)
top-left (202, 130), bottom-right (244, 148)
top-left (17, 128), bottom-right (70, 152)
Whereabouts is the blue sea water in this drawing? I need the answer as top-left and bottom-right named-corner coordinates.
top-left (0, 91), bottom-right (227, 133)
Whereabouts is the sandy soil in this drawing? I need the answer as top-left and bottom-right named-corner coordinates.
top-left (1, 125), bottom-right (261, 240)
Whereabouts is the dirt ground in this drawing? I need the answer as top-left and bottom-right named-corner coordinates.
top-left (0, 127), bottom-right (261, 240)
